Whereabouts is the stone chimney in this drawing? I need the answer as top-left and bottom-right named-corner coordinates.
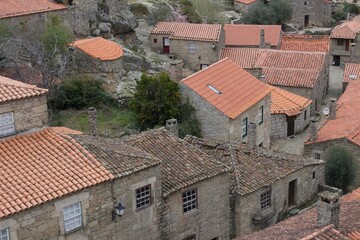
top-left (350, 43), bottom-right (356, 62)
top-left (317, 191), bottom-right (340, 228)
top-left (165, 118), bottom-right (178, 137)
top-left (265, 42), bottom-right (271, 49)
top-left (259, 29), bottom-right (265, 49)
top-left (247, 122), bottom-right (257, 149)
top-left (88, 107), bottom-right (98, 136)
top-left (329, 98), bottom-right (337, 120)
top-left (309, 117), bottom-right (318, 142)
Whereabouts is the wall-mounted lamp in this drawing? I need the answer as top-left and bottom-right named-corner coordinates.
top-left (211, 43), bottom-right (216, 50)
top-left (112, 203), bottom-right (125, 221)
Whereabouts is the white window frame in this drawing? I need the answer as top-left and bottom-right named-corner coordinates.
top-left (242, 117), bottom-right (248, 138)
top-left (182, 188), bottom-right (197, 213)
top-left (0, 228), bottom-right (9, 240)
top-left (63, 202), bottom-right (82, 233)
top-left (135, 184), bottom-right (151, 210)
top-left (200, 64), bottom-right (209, 70)
top-left (258, 106), bottom-right (264, 125)
top-left (0, 112), bottom-right (15, 138)
top-left (188, 42), bottom-right (196, 54)
top-left (163, 37), bottom-right (170, 46)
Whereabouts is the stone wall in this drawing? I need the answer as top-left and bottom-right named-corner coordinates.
top-left (181, 83), bottom-right (271, 147)
top-left (290, 0), bottom-right (331, 27)
top-left (161, 173), bottom-right (230, 240)
top-left (330, 34), bottom-right (360, 64)
top-left (0, 166), bottom-right (162, 240)
top-left (0, 95), bottom-right (48, 134)
top-left (235, 163), bottom-right (324, 236)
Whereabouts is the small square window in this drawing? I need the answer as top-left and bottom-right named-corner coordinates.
top-left (182, 189), bottom-right (197, 213)
top-left (312, 171), bottom-right (316, 179)
top-left (153, 38), bottom-right (157, 43)
top-left (183, 235), bottom-right (196, 240)
top-left (63, 202), bottom-right (82, 233)
top-left (200, 64), bottom-right (209, 70)
top-left (0, 112), bottom-right (15, 138)
top-left (242, 117), bottom-right (248, 138)
top-left (304, 109), bottom-right (307, 121)
top-left (337, 39), bottom-right (344, 46)
top-left (314, 152), bottom-right (321, 159)
top-left (260, 190), bottom-right (271, 209)
top-left (0, 228), bottom-right (9, 240)
top-left (136, 185), bottom-right (151, 209)
top-left (259, 106), bottom-right (264, 125)
top-left (188, 42), bottom-right (196, 54)
top-left (304, 1), bottom-right (307, 5)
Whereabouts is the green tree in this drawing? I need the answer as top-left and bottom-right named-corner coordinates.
top-left (129, 72), bottom-right (180, 130)
top-left (241, 0), bottom-right (292, 25)
top-left (325, 146), bottom-right (358, 193)
top-left (178, 101), bottom-right (202, 138)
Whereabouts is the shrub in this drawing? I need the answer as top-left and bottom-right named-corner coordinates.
top-left (49, 75), bottom-right (116, 110)
top-left (325, 146), bottom-right (358, 193)
top-left (147, 4), bottom-right (174, 25)
top-left (178, 101), bottom-right (202, 138)
top-left (179, 0), bottom-right (202, 23)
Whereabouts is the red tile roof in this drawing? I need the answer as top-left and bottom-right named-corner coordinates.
top-left (343, 63), bottom-right (360, 83)
top-left (271, 86), bottom-right (312, 116)
top-left (281, 35), bottom-right (330, 53)
top-left (348, 231), bottom-right (360, 240)
top-left (301, 225), bottom-right (349, 240)
top-left (221, 48), bottom-right (326, 88)
top-left (0, 75), bottom-right (48, 103)
top-left (306, 79), bottom-right (360, 146)
top-left (181, 58), bottom-right (272, 119)
top-left (237, 187), bottom-right (360, 240)
top-left (224, 24), bottom-right (282, 47)
top-left (0, 0), bottom-right (66, 19)
top-left (150, 22), bottom-right (222, 42)
top-left (0, 128), bottom-right (114, 219)
top-left (331, 21), bottom-right (360, 39)
top-left (70, 37), bottom-right (124, 61)
top-left (235, 0), bottom-right (257, 4)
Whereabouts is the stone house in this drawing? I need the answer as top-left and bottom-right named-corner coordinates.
top-left (221, 48), bottom-right (329, 114)
top-left (224, 24), bottom-right (282, 49)
top-left (281, 34), bottom-right (330, 53)
top-left (185, 136), bottom-right (324, 237)
top-left (330, 20), bottom-right (360, 66)
top-left (237, 187), bottom-right (360, 239)
top-left (234, 0), bottom-right (258, 13)
top-left (290, 0), bottom-right (331, 28)
top-left (0, 75), bottom-right (48, 138)
top-left (124, 128), bottom-right (231, 240)
top-left (150, 22), bottom-right (225, 71)
top-left (270, 86), bottom-right (312, 139)
top-left (342, 63), bottom-right (360, 91)
top-left (68, 37), bottom-right (124, 81)
top-left (180, 58), bottom-right (272, 147)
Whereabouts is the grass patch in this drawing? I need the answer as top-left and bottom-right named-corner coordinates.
top-left (50, 106), bottom-right (135, 137)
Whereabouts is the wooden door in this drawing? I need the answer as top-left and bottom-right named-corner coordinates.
top-left (287, 116), bottom-right (295, 136)
top-left (288, 179), bottom-right (296, 207)
top-left (304, 15), bottom-right (309, 27)
top-left (163, 37), bottom-right (170, 54)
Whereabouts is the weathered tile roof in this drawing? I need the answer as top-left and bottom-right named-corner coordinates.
top-left (331, 21), bottom-right (360, 39)
top-left (181, 58), bottom-right (272, 119)
top-left (0, 128), bottom-right (114, 219)
top-left (237, 187), bottom-right (360, 240)
top-left (184, 136), bottom-right (322, 196)
top-left (301, 225), bottom-right (349, 240)
top-left (0, 75), bottom-right (48, 103)
top-left (124, 128), bottom-right (229, 197)
top-left (348, 230), bottom-right (360, 239)
top-left (235, 0), bottom-right (257, 4)
top-left (343, 63), bottom-right (360, 83)
top-left (70, 37), bottom-right (124, 61)
top-left (306, 79), bottom-right (360, 146)
top-left (271, 86), bottom-right (312, 116)
top-left (150, 22), bottom-right (222, 42)
top-left (0, 0), bottom-right (66, 19)
top-left (281, 35), bottom-right (330, 53)
top-left (224, 24), bottom-right (282, 47)
top-left (221, 48), bottom-right (326, 88)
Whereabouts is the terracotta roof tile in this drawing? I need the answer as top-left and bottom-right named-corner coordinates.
top-left (343, 63), bottom-right (360, 83)
top-left (0, 0), bottom-right (66, 19)
top-left (0, 128), bottom-right (114, 219)
top-left (281, 35), bottom-right (330, 53)
top-left (306, 79), bottom-right (360, 146)
top-left (221, 48), bottom-right (326, 88)
top-left (70, 37), bottom-right (124, 61)
top-left (301, 225), bottom-right (350, 240)
top-left (224, 24), bottom-right (282, 47)
top-left (235, 0), bottom-right (257, 4)
top-left (150, 22), bottom-right (222, 42)
top-left (0, 75), bottom-right (48, 103)
top-left (185, 136), bottom-right (322, 195)
top-left (181, 58), bottom-right (272, 119)
top-left (124, 128), bottom-right (229, 197)
top-left (348, 231), bottom-right (360, 240)
top-left (271, 86), bottom-right (312, 116)
top-left (330, 21), bottom-right (360, 39)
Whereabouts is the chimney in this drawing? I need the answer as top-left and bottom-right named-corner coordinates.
top-left (350, 43), bottom-right (356, 62)
top-left (259, 29), bottom-right (265, 49)
top-left (309, 117), bottom-right (318, 141)
top-left (165, 118), bottom-right (179, 137)
top-left (88, 107), bottom-right (98, 136)
top-left (259, 74), bottom-right (266, 82)
top-left (317, 191), bottom-right (340, 228)
top-left (247, 122), bottom-right (257, 149)
top-left (265, 42), bottom-right (271, 49)
top-left (329, 98), bottom-right (337, 120)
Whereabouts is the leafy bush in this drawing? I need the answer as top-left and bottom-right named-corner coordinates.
top-left (49, 75), bottom-right (116, 110)
top-left (129, 72), bottom-right (180, 130)
top-left (179, 0), bottom-right (202, 23)
top-left (325, 146), bottom-right (358, 193)
top-left (178, 101), bottom-right (202, 138)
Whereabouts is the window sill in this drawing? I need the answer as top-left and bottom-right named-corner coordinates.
top-left (64, 225), bottom-right (84, 236)
top-left (135, 204), bottom-right (152, 212)
top-left (183, 208), bottom-right (198, 215)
